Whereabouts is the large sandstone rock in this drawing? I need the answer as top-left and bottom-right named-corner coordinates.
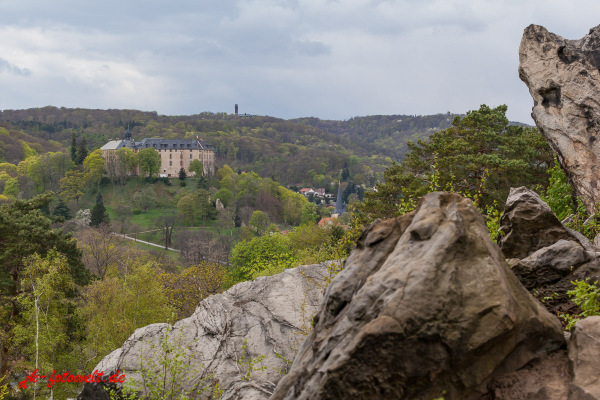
top-left (78, 263), bottom-right (328, 400)
top-left (499, 187), bottom-right (593, 260)
top-left (569, 316), bottom-right (600, 399)
top-left (498, 187), bottom-right (600, 315)
top-left (271, 192), bottom-right (565, 400)
top-left (519, 24), bottom-right (600, 212)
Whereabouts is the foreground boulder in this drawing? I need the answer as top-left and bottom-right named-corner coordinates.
top-left (271, 192), bottom-right (565, 400)
top-left (519, 24), bottom-right (600, 213)
top-left (78, 263), bottom-right (327, 400)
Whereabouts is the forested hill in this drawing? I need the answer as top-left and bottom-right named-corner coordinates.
top-left (0, 107), bottom-right (456, 187)
top-left (293, 113), bottom-right (455, 160)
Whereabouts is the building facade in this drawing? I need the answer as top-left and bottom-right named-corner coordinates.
top-left (100, 129), bottom-right (216, 177)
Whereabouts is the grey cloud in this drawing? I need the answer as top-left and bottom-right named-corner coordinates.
top-left (0, 58), bottom-right (31, 76)
top-left (294, 40), bottom-right (331, 56)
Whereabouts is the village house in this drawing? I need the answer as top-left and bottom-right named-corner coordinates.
top-left (100, 128), bottom-right (216, 177)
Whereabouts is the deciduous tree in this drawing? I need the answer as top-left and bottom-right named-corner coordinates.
top-left (189, 159), bottom-right (203, 177)
top-left (59, 169), bottom-right (86, 203)
top-left (83, 150), bottom-right (105, 190)
top-left (136, 147), bottom-right (161, 178)
top-left (0, 192), bottom-right (87, 377)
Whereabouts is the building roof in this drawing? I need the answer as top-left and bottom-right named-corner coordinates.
top-left (136, 138), bottom-right (213, 150)
top-left (100, 140), bottom-right (127, 151)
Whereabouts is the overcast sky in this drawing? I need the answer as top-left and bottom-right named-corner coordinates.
top-left (0, 1), bottom-right (597, 123)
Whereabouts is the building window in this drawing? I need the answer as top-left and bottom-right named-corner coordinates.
top-left (169, 161), bottom-right (172, 166)
top-left (189, 154), bottom-right (192, 159)
top-left (169, 154), bottom-right (172, 159)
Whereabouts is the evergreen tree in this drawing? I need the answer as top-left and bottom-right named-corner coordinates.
top-left (355, 105), bottom-right (554, 224)
top-left (70, 133), bottom-right (77, 162)
top-left (178, 167), bottom-right (187, 180)
top-left (0, 192), bottom-right (88, 377)
top-left (342, 182), bottom-right (356, 204)
top-left (90, 193), bottom-right (109, 227)
top-left (90, 202), bottom-right (109, 227)
top-left (341, 161), bottom-right (350, 181)
top-left (52, 199), bottom-right (72, 220)
top-left (197, 175), bottom-right (209, 190)
top-left (76, 137), bottom-right (88, 165)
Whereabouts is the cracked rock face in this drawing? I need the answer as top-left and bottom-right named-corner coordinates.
top-left (519, 24), bottom-right (600, 212)
top-left (271, 192), bottom-right (565, 400)
top-left (78, 263), bottom-right (327, 400)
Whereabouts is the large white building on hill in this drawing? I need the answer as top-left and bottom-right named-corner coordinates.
top-left (100, 128), bottom-right (216, 177)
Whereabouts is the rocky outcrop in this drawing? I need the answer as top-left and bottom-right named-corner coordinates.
top-left (499, 187), bottom-right (593, 260)
top-left (519, 24), bottom-right (600, 213)
top-left (499, 187), bottom-right (600, 315)
top-left (78, 263), bottom-right (328, 400)
top-left (569, 316), bottom-right (600, 399)
top-left (271, 192), bottom-right (565, 400)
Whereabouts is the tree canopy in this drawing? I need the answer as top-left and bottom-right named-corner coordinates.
top-left (356, 105), bottom-right (555, 223)
top-left (136, 147), bottom-right (161, 178)
top-left (0, 192), bottom-right (87, 376)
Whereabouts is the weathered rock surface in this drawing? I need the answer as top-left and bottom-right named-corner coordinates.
top-left (499, 187), bottom-right (594, 260)
top-left (271, 192), bottom-right (565, 400)
top-left (499, 187), bottom-right (600, 315)
top-left (569, 316), bottom-right (600, 399)
top-left (486, 350), bottom-right (570, 400)
top-left (78, 263), bottom-right (328, 400)
top-left (519, 24), bottom-right (600, 212)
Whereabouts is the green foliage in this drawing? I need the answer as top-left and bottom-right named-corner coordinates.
top-left (565, 198), bottom-right (600, 240)
top-left (90, 201), bottom-right (110, 227)
top-left (3, 177), bottom-right (19, 198)
top-left (60, 169), bottom-right (86, 203)
top-left (300, 203), bottom-right (319, 225)
top-left (83, 149), bottom-right (106, 189)
top-left (238, 338), bottom-right (267, 381)
top-left (0, 192), bottom-right (87, 381)
top-left (70, 132), bottom-right (77, 162)
top-left (356, 105), bottom-right (554, 224)
top-left (0, 375), bottom-right (7, 400)
top-left (541, 159), bottom-right (574, 220)
top-left (484, 201), bottom-right (503, 243)
top-left (178, 167), bottom-right (187, 180)
top-left (159, 262), bottom-right (226, 319)
top-left (21, 140), bottom-right (38, 159)
top-left (52, 198), bottom-right (72, 220)
top-left (229, 233), bottom-right (297, 283)
top-left (14, 251), bottom-right (82, 399)
top-left (189, 159), bottom-right (204, 177)
top-left (216, 165), bottom-right (234, 181)
top-left (560, 279), bottom-right (600, 331)
top-left (249, 210), bottom-right (270, 234)
top-left (133, 186), bottom-right (156, 212)
top-left (136, 147), bottom-right (161, 178)
top-left (0, 163), bottom-right (17, 176)
top-left (80, 261), bottom-right (176, 368)
top-left (76, 137), bottom-right (88, 164)
top-left (214, 188), bottom-right (233, 207)
top-left (176, 190), bottom-right (216, 226)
